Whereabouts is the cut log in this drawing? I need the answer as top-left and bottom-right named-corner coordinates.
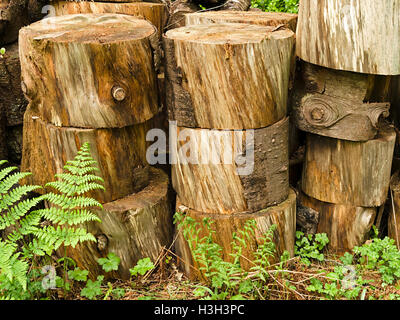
top-left (65, 167), bottom-right (172, 280)
top-left (21, 109), bottom-right (151, 204)
top-left (0, 42), bottom-right (28, 127)
top-left (164, 23), bottom-right (295, 129)
top-left (19, 13), bottom-right (160, 128)
top-left (296, 0), bottom-right (400, 75)
top-left (299, 192), bottom-right (377, 254)
top-left (171, 117), bottom-right (289, 214)
top-left (53, 1), bottom-right (167, 36)
top-left (0, 0), bottom-right (47, 45)
top-left (166, 0), bottom-right (200, 30)
top-left (301, 124), bottom-right (396, 207)
top-left (292, 62), bottom-right (391, 141)
top-left (389, 172), bottom-right (400, 249)
top-left (185, 11), bottom-right (298, 32)
top-left (174, 189), bottom-right (296, 280)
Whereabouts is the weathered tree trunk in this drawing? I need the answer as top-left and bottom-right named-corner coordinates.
top-left (299, 192), bottom-right (376, 254)
top-left (166, 0), bottom-right (200, 30)
top-left (0, 42), bottom-right (27, 127)
top-left (0, 100), bottom-right (6, 161)
top-left (0, 0), bottom-right (48, 45)
top-left (185, 11), bottom-right (298, 31)
top-left (53, 1), bottom-right (168, 36)
top-left (174, 189), bottom-right (296, 280)
top-left (19, 13), bottom-right (160, 128)
top-left (171, 117), bottom-right (289, 214)
top-left (296, 0), bottom-right (400, 75)
top-left (301, 125), bottom-right (396, 207)
top-left (292, 61), bottom-right (391, 141)
top-left (21, 109), bottom-right (151, 204)
top-left (389, 172), bottom-right (400, 249)
top-left (66, 167), bottom-right (172, 280)
top-left (164, 23), bottom-right (295, 129)
top-left (6, 125), bottom-right (23, 165)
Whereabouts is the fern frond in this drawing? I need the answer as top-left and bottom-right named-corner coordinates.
top-left (41, 193), bottom-right (102, 209)
top-left (0, 185), bottom-right (42, 210)
top-left (34, 207), bottom-right (101, 226)
top-left (0, 165), bottom-right (17, 182)
top-left (0, 172), bottom-right (32, 195)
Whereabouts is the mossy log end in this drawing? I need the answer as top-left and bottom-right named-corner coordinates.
top-left (174, 189), bottom-right (296, 280)
top-left (164, 23), bottom-right (295, 129)
top-left (19, 13), bottom-right (160, 128)
top-left (66, 168), bottom-right (172, 280)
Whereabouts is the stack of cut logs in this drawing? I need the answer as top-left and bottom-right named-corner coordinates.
top-left (18, 12), bottom-right (172, 279)
top-left (294, 0), bottom-right (398, 253)
top-left (164, 12), bottom-right (297, 279)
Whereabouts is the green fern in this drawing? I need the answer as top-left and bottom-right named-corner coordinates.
top-left (32, 143), bottom-right (104, 250)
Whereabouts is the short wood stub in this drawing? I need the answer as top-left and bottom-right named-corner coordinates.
top-left (19, 13), bottom-right (160, 128)
top-left (21, 108), bottom-right (152, 204)
top-left (164, 23), bottom-right (295, 129)
top-left (301, 124), bottom-right (396, 207)
top-left (171, 117), bottom-right (289, 214)
top-left (296, 0), bottom-right (400, 75)
top-left (299, 192), bottom-right (377, 254)
top-left (174, 189), bottom-right (296, 280)
top-left (185, 11), bottom-right (298, 32)
top-left (65, 167), bottom-right (172, 280)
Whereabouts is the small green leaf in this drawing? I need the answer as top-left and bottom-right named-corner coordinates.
top-left (129, 257), bottom-right (154, 277)
top-left (98, 252), bottom-right (120, 272)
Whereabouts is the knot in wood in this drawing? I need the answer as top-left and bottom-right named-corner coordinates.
top-left (311, 108), bottom-right (325, 121)
top-left (112, 86), bottom-right (126, 102)
top-left (96, 234), bottom-right (108, 251)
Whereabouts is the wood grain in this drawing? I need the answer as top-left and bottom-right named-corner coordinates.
top-left (66, 167), bottom-right (172, 280)
top-left (296, 0), bottom-right (400, 75)
top-left (21, 108), bottom-right (152, 204)
top-left (164, 23), bottom-right (295, 129)
top-left (299, 192), bottom-right (376, 254)
top-left (174, 189), bottom-right (296, 280)
top-left (389, 172), bottom-right (400, 249)
top-left (171, 117), bottom-right (289, 214)
top-left (19, 13), bottom-right (160, 128)
top-left (302, 124), bottom-right (396, 207)
top-left (185, 11), bottom-right (298, 32)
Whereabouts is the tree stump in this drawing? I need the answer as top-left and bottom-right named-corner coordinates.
top-left (0, 0), bottom-right (47, 45)
top-left (185, 11), bottom-right (298, 32)
top-left (301, 124), bottom-right (396, 207)
top-left (19, 13), bottom-right (160, 128)
top-left (292, 61), bottom-right (391, 141)
top-left (171, 117), bottom-right (289, 214)
top-left (174, 189), bottom-right (296, 280)
top-left (164, 23), bottom-right (295, 129)
top-left (21, 109), bottom-right (151, 204)
top-left (53, 1), bottom-right (168, 36)
top-left (299, 192), bottom-right (376, 254)
top-left (389, 172), bottom-right (400, 249)
top-left (296, 0), bottom-right (400, 75)
top-left (66, 167), bottom-right (172, 280)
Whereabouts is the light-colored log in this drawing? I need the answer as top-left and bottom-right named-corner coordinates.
top-left (174, 189), bottom-right (296, 280)
top-left (296, 0), bottom-right (400, 75)
top-left (292, 61), bottom-right (391, 141)
top-left (66, 167), bottom-right (172, 280)
top-left (164, 23), bottom-right (295, 129)
top-left (171, 117), bottom-right (289, 214)
top-left (19, 13), bottom-right (160, 128)
top-left (53, 1), bottom-right (167, 36)
top-left (21, 109), bottom-right (151, 204)
top-left (185, 11), bottom-right (298, 32)
top-left (301, 125), bottom-right (396, 207)
top-left (299, 192), bottom-right (376, 254)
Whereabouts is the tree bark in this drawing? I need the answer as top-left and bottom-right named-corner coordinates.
top-left (301, 124), bottom-right (396, 207)
top-left (174, 189), bottom-right (296, 280)
top-left (164, 23), bottom-right (295, 129)
top-left (0, 0), bottom-right (48, 45)
top-left (6, 125), bottom-right (23, 165)
top-left (0, 42), bottom-right (28, 127)
top-left (389, 172), bottom-right (400, 249)
top-left (292, 62), bottom-right (392, 141)
top-left (19, 13), bottom-right (160, 128)
top-left (171, 117), bottom-right (289, 214)
top-left (66, 167), bottom-right (172, 280)
top-left (21, 109), bottom-right (152, 204)
top-left (53, 1), bottom-right (168, 36)
top-left (185, 11), bottom-right (298, 31)
top-left (299, 192), bottom-right (376, 254)
top-left (296, 0), bottom-right (400, 75)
